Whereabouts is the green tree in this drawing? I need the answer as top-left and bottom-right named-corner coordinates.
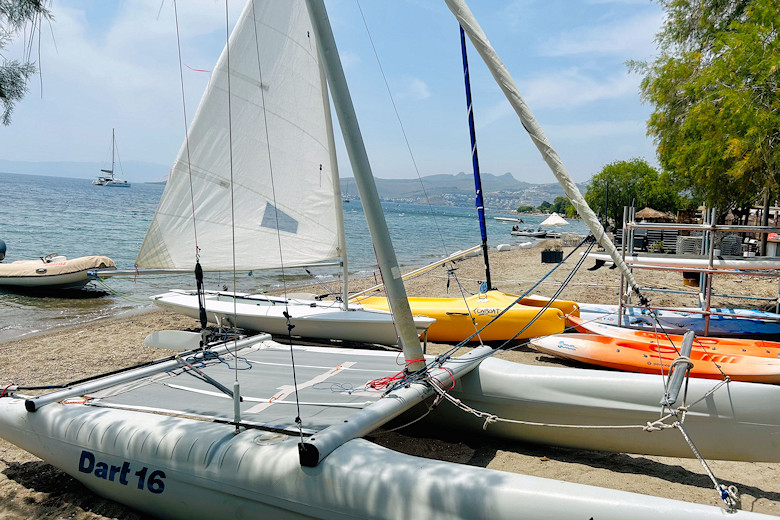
top-left (515, 205), bottom-right (534, 213)
top-left (537, 201), bottom-right (552, 213)
top-left (551, 196), bottom-right (577, 218)
top-left (0, 0), bottom-right (51, 125)
top-left (584, 158), bottom-right (685, 228)
top-left (631, 0), bottom-right (779, 220)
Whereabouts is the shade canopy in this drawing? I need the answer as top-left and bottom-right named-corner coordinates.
top-left (540, 212), bottom-right (569, 226)
top-left (635, 207), bottom-right (673, 220)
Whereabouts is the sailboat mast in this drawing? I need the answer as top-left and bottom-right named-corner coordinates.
top-left (305, 0), bottom-right (425, 370)
top-left (318, 56), bottom-right (350, 309)
top-left (445, 0), bottom-right (644, 300)
top-left (110, 128), bottom-right (115, 179)
top-left (459, 25), bottom-right (492, 290)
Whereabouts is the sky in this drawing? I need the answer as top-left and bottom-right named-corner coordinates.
top-left (0, 0), bottom-right (664, 184)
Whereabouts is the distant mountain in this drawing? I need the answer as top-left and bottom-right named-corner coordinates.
top-left (350, 172), bottom-right (586, 210)
top-left (1, 161), bottom-right (583, 209)
top-left (0, 159), bottom-right (170, 184)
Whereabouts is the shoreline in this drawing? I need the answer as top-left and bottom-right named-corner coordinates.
top-left (2, 245), bottom-right (780, 518)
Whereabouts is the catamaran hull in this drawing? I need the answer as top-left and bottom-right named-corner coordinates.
top-left (0, 397), bottom-right (766, 519)
top-left (435, 357), bottom-right (780, 462)
top-left (151, 290), bottom-right (434, 346)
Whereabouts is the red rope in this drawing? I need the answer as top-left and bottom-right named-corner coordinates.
top-left (366, 358), bottom-right (426, 390)
top-left (0, 384), bottom-right (12, 397)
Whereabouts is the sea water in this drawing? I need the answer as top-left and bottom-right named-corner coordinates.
top-left (0, 171), bottom-right (588, 342)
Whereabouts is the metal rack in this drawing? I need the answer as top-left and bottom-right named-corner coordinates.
top-left (616, 206), bottom-right (780, 335)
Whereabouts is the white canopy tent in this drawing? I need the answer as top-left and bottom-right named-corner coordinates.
top-left (540, 212), bottom-right (569, 227)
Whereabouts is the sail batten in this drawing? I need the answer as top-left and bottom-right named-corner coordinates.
top-left (137, 1), bottom-right (340, 271)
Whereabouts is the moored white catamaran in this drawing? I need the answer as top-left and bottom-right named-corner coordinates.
top-left (2, 1), bottom-right (780, 519)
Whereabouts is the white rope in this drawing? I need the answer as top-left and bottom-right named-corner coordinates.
top-left (428, 369), bottom-right (740, 510)
top-left (427, 377), bottom-right (677, 432)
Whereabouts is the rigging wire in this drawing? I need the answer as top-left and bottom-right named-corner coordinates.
top-left (171, 0), bottom-right (200, 258)
top-left (248, 0), bottom-right (304, 441)
top-left (222, 0), bottom-right (242, 418)
top-left (354, 0), bottom-right (450, 259)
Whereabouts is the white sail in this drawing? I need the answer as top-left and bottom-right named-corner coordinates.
top-left (137, 1), bottom-right (339, 271)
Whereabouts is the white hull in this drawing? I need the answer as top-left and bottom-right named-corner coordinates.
top-left (0, 348), bottom-right (772, 519)
top-left (0, 269), bottom-right (93, 289)
top-left (152, 289), bottom-right (434, 345)
top-left (579, 303), bottom-right (780, 336)
top-left (436, 357), bottom-right (780, 462)
top-left (511, 230), bottom-right (546, 237)
top-left (587, 251), bottom-right (780, 270)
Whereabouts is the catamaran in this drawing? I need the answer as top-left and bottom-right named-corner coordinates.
top-left (93, 128), bottom-right (131, 187)
top-left (1, 1), bottom-right (778, 519)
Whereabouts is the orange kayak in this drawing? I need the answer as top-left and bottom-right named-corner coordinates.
top-left (531, 333), bottom-right (780, 383)
top-left (567, 315), bottom-right (780, 359)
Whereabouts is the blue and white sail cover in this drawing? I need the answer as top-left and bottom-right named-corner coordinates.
top-left (137, 0), bottom-right (340, 270)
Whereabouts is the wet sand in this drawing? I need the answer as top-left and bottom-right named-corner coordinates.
top-left (2, 242), bottom-right (780, 518)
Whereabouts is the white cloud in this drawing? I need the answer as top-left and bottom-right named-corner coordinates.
top-left (523, 68), bottom-right (639, 108)
top-left (474, 68), bottom-right (640, 129)
top-left (541, 11), bottom-right (663, 59)
top-left (397, 77), bottom-right (431, 101)
top-left (545, 119), bottom-right (647, 140)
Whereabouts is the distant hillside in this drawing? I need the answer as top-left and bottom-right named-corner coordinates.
top-left (349, 172), bottom-right (586, 210)
top-left (1, 161), bottom-right (584, 209)
top-left (0, 159), bottom-right (170, 183)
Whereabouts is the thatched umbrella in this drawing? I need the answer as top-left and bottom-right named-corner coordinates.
top-left (635, 206), bottom-right (672, 221)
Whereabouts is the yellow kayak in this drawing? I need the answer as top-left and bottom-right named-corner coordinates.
top-left (353, 290), bottom-right (566, 342)
top-left (518, 294), bottom-right (580, 317)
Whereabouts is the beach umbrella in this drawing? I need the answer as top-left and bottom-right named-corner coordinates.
top-left (635, 207), bottom-right (672, 220)
top-left (540, 212), bottom-right (569, 226)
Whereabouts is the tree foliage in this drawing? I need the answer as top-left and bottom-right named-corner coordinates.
top-left (584, 158), bottom-right (688, 229)
top-left (632, 0), bottom-right (780, 218)
top-left (537, 201), bottom-right (552, 212)
top-left (551, 196), bottom-right (577, 218)
top-left (0, 0), bottom-right (51, 125)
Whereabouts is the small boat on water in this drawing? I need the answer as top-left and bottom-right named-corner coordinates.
top-left (510, 227), bottom-right (546, 237)
top-left (531, 333), bottom-right (780, 383)
top-left (0, 254), bottom-right (115, 290)
top-left (579, 302), bottom-right (780, 336)
top-left (93, 129), bottom-right (131, 188)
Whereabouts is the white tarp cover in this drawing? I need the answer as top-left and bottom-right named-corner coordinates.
top-left (0, 256), bottom-right (115, 277)
top-left (540, 212), bottom-right (569, 227)
top-left (137, 0), bottom-right (339, 270)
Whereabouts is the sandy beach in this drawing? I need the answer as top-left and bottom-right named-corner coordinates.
top-left (2, 242), bottom-right (780, 518)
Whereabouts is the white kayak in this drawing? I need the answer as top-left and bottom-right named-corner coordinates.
top-left (151, 289), bottom-right (435, 346)
top-left (586, 251), bottom-right (780, 270)
top-left (0, 255), bottom-right (115, 290)
top-left (579, 302), bottom-right (780, 336)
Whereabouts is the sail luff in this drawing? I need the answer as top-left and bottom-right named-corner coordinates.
top-left (318, 50), bottom-right (350, 309)
top-left (443, 0), bottom-right (643, 298)
top-left (305, 0), bottom-right (425, 368)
